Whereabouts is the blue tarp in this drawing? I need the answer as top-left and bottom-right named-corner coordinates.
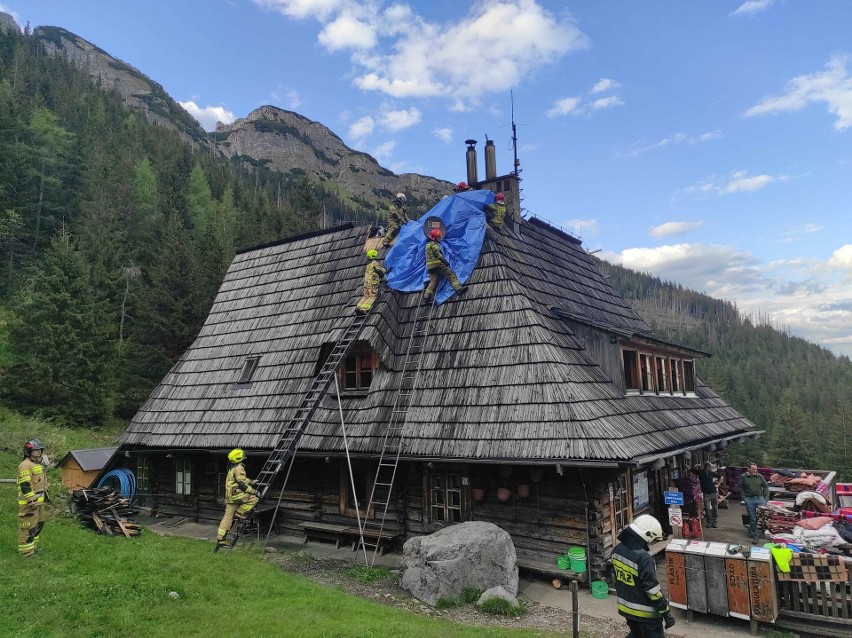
top-left (385, 190), bottom-right (494, 305)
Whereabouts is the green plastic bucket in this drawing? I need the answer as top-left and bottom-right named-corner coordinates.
top-left (591, 580), bottom-right (609, 599)
top-left (556, 555), bottom-right (571, 570)
top-left (567, 547), bottom-right (587, 573)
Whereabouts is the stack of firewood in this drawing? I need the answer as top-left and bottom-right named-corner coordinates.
top-left (72, 486), bottom-right (141, 538)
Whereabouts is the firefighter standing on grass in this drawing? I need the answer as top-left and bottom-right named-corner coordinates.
top-left (423, 229), bottom-right (464, 303)
top-left (18, 439), bottom-right (49, 556)
top-left (612, 515), bottom-right (676, 637)
top-left (356, 249), bottom-right (386, 314)
top-left (216, 448), bottom-right (259, 548)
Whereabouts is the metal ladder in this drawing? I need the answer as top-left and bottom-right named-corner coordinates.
top-left (217, 301), bottom-right (379, 552)
top-left (359, 290), bottom-right (437, 564)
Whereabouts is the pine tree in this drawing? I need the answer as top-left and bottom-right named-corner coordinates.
top-left (2, 227), bottom-right (114, 423)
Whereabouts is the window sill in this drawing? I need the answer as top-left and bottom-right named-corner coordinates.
top-left (625, 390), bottom-right (698, 398)
top-left (338, 389), bottom-right (371, 398)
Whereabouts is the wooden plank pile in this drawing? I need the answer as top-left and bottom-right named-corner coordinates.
top-left (72, 487), bottom-right (141, 538)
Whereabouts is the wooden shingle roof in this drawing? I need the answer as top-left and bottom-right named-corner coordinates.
top-left (120, 217), bottom-right (756, 463)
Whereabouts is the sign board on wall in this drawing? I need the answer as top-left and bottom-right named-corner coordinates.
top-left (668, 506), bottom-right (683, 527)
top-left (664, 491), bottom-right (685, 505)
top-left (632, 470), bottom-right (649, 511)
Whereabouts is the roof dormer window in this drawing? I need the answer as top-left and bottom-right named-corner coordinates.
top-left (236, 355), bottom-right (260, 384)
top-left (622, 348), bottom-right (696, 397)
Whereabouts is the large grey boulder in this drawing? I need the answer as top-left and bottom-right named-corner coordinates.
top-left (400, 521), bottom-right (518, 606)
top-left (478, 585), bottom-right (519, 608)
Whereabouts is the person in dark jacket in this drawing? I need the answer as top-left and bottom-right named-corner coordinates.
top-left (738, 463), bottom-right (769, 543)
top-left (692, 461), bottom-right (722, 528)
top-left (612, 514), bottom-right (675, 637)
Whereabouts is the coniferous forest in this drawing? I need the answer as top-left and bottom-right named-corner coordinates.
top-left (0, 28), bottom-right (849, 478)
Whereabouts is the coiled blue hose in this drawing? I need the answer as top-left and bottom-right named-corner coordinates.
top-left (97, 468), bottom-right (137, 502)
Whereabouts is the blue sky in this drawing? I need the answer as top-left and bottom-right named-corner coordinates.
top-left (3, 0), bottom-right (852, 356)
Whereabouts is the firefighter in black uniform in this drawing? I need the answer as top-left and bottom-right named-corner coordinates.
top-left (612, 514), bottom-right (675, 637)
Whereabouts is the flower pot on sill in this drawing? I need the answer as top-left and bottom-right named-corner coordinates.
top-left (471, 487), bottom-right (485, 502)
top-left (517, 484), bottom-right (531, 499)
top-left (496, 487), bottom-right (512, 502)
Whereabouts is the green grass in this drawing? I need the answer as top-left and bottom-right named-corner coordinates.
top-left (345, 565), bottom-right (394, 584)
top-left (0, 411), bottom-right (555, 638)
top-left (479, 598), bottom-right (526, 618)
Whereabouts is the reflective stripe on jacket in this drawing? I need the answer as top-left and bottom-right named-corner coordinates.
top-left (425, 240), bottom-right (446, 270)
top-left (18, 459), bottom-right (46, 506)
top-left (388, 203), bottom-right (407, 224)
top-left (225, 463), bottom-right (255, 503)
top-left (612, 528), bottom-right (670, 622)
top-left (364, 261), bottom-right (386, 287)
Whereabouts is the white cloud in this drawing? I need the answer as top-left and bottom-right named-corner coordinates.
top-left (720, 170), bottom-right (775, 194)
top-left (257, 0), bottom-right (588, 109)
top-left (565, 219), bottom-right (598, 236)
top-left (650, 221), bottom-right (704, 238)
top-left (619, 130), bottom-right (721, 158)
top-left (433, 127), bottom-right (453, 144)
top-left (372, 140), bottom-right (396, 162)
top-left (318, 13), bottom-right (376, 51)
top-left (0, 4), bottom-right (21, 27)
top-left (591, 78), bottom-right (620, 94)
top-left (602, 243), bottom-right (852, 357)
top-left (179, 101), bottom-right (235, 131)
top-left (693, 130), bottom-right (723, 143)
top-left (776, 223), bottom-right (824, 244)
top-left (829, 244), bottom-right (852, 270)
top-left (547, 97), bottom-right (582, 118)
top-left (379, 107), bottom-right (421, 132)
top-left (731, 0), bottom-right (774, 16)
top-left (348, 115), bottom-right (374, 140)
top-left (253, 0), bottom-right (345, 21)
top-left (271, 86), bottom-right (303, 109)
top-left (591, 96), bottom-right (624, 111)
top-left (744, 55), bottom-right (852, 131)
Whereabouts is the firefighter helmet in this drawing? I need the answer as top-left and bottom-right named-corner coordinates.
top-left (23, 439), bottom-right (45, 457)
top-left (228, 448), bottom-right (245, 464)
top-left (429, 229), bottom-right (443, 240)
top-left (456, 182), bottom-right (467, 191)
top-left (629, 514), bottom-right (664, 542)
top-left (366, 249), bottom-right (378, 260)
top-left (495, 192), bottom-right (505, 202)
top-left (394, 193), bottom-right (406, 204)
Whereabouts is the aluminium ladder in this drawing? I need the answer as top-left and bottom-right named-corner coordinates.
top-left (359, 290), bottom-right (437, 564)
top-left (217, 298), bottom-right (380, 552)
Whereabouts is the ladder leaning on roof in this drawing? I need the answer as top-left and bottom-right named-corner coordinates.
top-left (216, 294), bottom-right (382, 553)
top-left (358, 289), bottom-right (437, 565)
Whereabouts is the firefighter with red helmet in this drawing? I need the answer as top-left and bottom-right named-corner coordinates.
top-left (484, 192), bottom-right (507, 230)
top-left (423, 229), bottom-right (464, 303)
top-left (18, 439), bottom-right (49, 556)
top-left (215, 448), bottom-right (259, 549)
top-left (455, 181), bottom-right (472, 193)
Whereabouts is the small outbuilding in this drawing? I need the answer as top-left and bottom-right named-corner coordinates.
top-left (59, 447), bottom-right (117, 490)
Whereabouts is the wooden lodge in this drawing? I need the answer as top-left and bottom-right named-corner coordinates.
top-left (110, 207), bottom-right (758, 580)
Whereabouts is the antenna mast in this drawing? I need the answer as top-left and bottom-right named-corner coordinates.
top-left (511, 91), bottom-right (520, 176)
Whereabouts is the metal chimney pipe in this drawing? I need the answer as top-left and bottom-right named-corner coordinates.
top-left (465, 139), bottom-right (478, 185)
top-left (484, 139), bottom-right (496, 180)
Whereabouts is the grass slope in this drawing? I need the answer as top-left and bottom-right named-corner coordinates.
top-left (0, 414), bottom-right (554, 638)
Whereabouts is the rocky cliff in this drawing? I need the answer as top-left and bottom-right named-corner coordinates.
top-left (214, 106), bottom-right (453, 209)
top-left (33, 25), bottom-right (213, 150)
top-left (0, 11), bottom-right (19, 33)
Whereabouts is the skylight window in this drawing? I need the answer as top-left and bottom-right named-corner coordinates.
top-left (237, 355), bottom-right (260, 384)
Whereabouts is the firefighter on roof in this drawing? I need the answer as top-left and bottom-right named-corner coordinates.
top-left (18, 439), bottom-right (49, 556)
top-left (423, 229), bottom-right (465, 303)
top-left (356, 249), bottom-right (387, 314)
top-left (484, 192), bottom-right (507, 230)
top-left (216, 448), bottom-right (259, 549)
top-left (381, 193), bottom-right (408, 247)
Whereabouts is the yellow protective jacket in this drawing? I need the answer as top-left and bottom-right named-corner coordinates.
top-left (425, 240), bottom-right (447, 270)
top-left (225, 463), bottom-right (256, 504)
top-left (488, 202), bottom-right (506, 228)
top-left (388, 202), bottom-right (408, 224)
top-left (364, 261), bottom-right (387, 287)
top-left (18, 458), bottom-right (47, 506)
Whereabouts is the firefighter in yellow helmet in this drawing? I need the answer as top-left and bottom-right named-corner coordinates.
top-left (215, 448), bottom-right (259, 549)
top-left (356, 249), bottom-right (387, 315)
top-left (423, 229), bottom-right (464, 303)
top-left (381, 193), bottom-right (408, 247)
top-left (18, 439), bottom-right (49, 556)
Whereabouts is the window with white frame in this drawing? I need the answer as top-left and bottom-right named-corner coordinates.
top-left (175, 460), bottom-right (192, 495)
top-left (622, 348), bottom-right (697, 397)
top-left (137, 457), bottom-right (150, 492)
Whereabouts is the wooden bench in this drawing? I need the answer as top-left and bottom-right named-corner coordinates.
top-left (297, 522), bottom-right (349, 548)
top-left (243, 502), bottom-right (281, 540)
top-left (516, 554), bottom-right (588, 584)
top-left (343, 527), bottom-right (400, 555)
